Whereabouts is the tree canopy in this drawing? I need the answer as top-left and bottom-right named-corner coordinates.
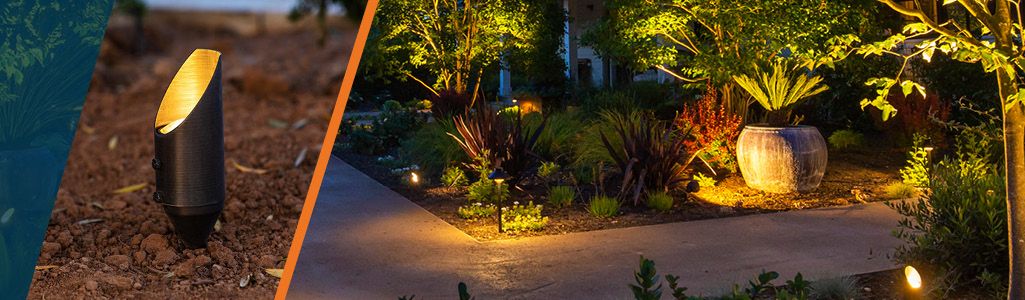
top-left (363, 0), bottom-right (562, 98)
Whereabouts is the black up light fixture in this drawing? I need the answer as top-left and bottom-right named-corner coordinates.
top-left (152, 49), bottom-right (224, 248)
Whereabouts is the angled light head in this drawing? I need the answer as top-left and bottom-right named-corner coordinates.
top-left (155, 49), bottom-right (221, 134)
top-left (152, 49), bottom-right (225, 249)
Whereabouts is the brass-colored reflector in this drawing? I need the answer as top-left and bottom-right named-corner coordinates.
top-left (152, 48), bottom-right (225, 248)
top-left (155, 49), bottom-right (221, 134)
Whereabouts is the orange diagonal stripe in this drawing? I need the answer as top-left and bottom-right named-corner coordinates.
top-left (274, 1), bottom-right (379, 298)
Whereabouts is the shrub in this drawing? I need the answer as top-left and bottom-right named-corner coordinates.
top-left (537, 161), bottom-right (559, 182)
top-left (441, 166), bottom-right (468, 187)
top-left (413, 99), bottom-right (432, 110)
top-left (547, 186), bottom-right (575, 208)
top-left (527, 111), bottom-right (584, 161)
top-left (693, 173), bottom-right (716, 188)
top-left (430, 89), bottom-right (472, 118)
top-left (580, 89), bottom-right (638, 117)
top-left (884, 90), bottom-right (951, 145)
top-left (400, 120), bottom-right (466, 173)
top-left (347, 128), bottom-right (385, 155)
top-left (900, 133), bottom-right (931, 188)
top-left (579, 82), bottom-right (681, 118)
top-left (501, 201), bottom-right (549, 233)
top-left (883, 181), bottom-right (917, 199)
top-left (467, 178), bottom-right (508, 204)
top-left (890, 159), bottom-right (1006, 295)
top-left (645, 191), bottom-right (673, 212)
top-left (674, 82), bottom-right (742, 173)
top-left (600, 111), bottom-right (696, 205)
top-left (457, 202), bottom-right (496, 220)
top-left (809, 276), bottom-right (861, 300)
top-left (449, 103), bottom-right (547, 185)
top-left (572, 110), bottom-right (644, 169)
top-left (382, 99), bottom-right (403, 112)
top-left (373, 110), bottom-right (423, 148)
top-left (827, 129), bottom-right (864, 149)
top-left (588, 195), bottom-right (620, 218)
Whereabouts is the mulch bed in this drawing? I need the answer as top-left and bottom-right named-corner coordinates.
top-left (28, 11), bottom-right (354, 299)
top-left (338, 145), bottom-right (906, 241)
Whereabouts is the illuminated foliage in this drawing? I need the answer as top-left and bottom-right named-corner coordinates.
top-left (856, 2), bottom-right (1025, 294)
top-left (675, 82), bottom-right (742, 172)
top-left (732, 62), bottom-right (830, 126)
top-left (584, 0), bottom-right (871, 119)
top-left (500, 201), bottom-right (548, 233)
top-left (364, 0), bottom-right (561, 98)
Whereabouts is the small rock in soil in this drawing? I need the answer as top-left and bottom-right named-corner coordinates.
top-left (133, 251), bottom-right (145, 264)
top-left (41, 242), bottom-right (61, 256)
top-left (194, 255), bottom-right (212, 267)
top-left (140, 220), bottom-right (166, 235)
top-left (140, 234), bottom-right (168, 254)
top-left (103, 199), bottom-right (127, 210)
top-left (130, 234), bottom-right (143, 246)
top-left (256, 254), bottom-right (278, 268)
top-left (174, 260), bottom-right (196, 277)
top-left (102, 274), bottom-right (133, 290)
top-left (104, 254), bottom-right (131, 270)
top-left (84, 280), bottom-right (98, 291)
top-left (153, 249), bottom-right (178, 266)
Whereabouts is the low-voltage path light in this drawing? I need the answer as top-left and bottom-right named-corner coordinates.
top-left (489, 168), bottom-right (509, 233)
top-left (152, 49), bottom-right (225, 248)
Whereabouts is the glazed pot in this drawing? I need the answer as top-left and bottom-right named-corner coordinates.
top-left (736, 125), bottom-right (827, 193)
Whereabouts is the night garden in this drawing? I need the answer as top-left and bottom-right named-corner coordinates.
top-left (327, 0), bottom-right (1023, 298)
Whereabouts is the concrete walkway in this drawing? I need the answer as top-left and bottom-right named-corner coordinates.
top-left (287, 157), bottom-right (903, 299)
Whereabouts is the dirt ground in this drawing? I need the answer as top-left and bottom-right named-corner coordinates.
top-left (340, 147), bottom-right (905, 241)
top-left (28, 11), bottom-right (355, 299)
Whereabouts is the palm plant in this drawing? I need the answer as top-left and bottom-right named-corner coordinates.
top-left (732, 62), bottom-right (829, 126)
top-left (598, 111), bottom-right (701, 206)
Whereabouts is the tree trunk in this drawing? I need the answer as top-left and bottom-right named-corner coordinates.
top-left (316, 0), bottom-right (328, 47)
top-left (1001, 66), bottom-right (1025, 299)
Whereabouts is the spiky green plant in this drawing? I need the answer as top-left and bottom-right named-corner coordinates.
top-left (732, 62), bottom-right (829, 126)
top-left (598, 111), bottom-right (700, 206)
top-left (645, 191), bottom-right (674, 212)
top-left (588, 195), bottom-right (621, 218)
top-left (547, 186), bottom-right (575, 208)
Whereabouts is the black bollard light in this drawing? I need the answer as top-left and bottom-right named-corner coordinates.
top-left (488, 168), bottom-right (509, 233)
top-left (152, 49), bottom-right (224, 248)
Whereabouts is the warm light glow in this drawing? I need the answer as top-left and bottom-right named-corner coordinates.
top-left (410, 172), bottom-right (420, 184)
top-left (155, 49), bottom-right (221, 134)
top-left (905, 265), bottom-right (922, 289)
top-left (516, 99), bottom-right (541, 115)
top-left (493, 178), bottom-right (504, 185)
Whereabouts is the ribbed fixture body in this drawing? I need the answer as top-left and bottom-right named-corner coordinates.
top-left (152, 49), bottom-right (224, 248)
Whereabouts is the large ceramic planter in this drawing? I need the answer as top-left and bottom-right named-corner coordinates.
top-left (736, 125), bottom-right (827, 193)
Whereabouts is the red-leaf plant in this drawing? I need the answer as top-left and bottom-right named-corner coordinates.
top-left (674, 82), bottom-right (742, 173)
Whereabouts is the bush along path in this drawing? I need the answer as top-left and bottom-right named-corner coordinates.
top-left (287, 157), bottom-right (904, 299)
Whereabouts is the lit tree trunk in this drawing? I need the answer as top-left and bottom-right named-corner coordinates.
top-left (991, 1), bottom-right (1025, 296)
top-left (1004, 76), bottom-right (1025, 299)
top-left (998, 42), bottom-right (1025, 300)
